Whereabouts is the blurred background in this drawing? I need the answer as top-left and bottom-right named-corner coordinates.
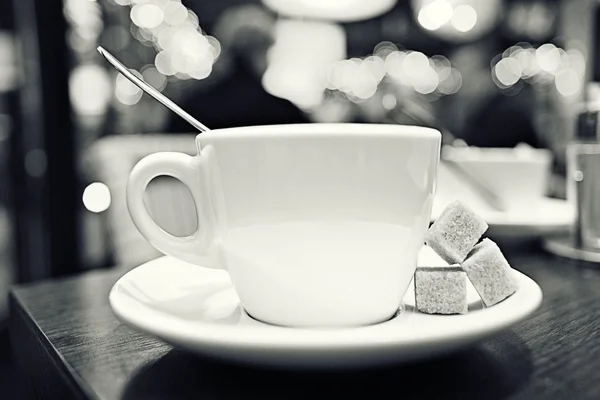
top-left (0, 0), bottom-right (599, 323)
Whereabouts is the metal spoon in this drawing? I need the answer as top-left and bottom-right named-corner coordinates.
top-left (97, 46), bottom-right (210, 133)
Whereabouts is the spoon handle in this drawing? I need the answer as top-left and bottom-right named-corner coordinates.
top-left (97, 46), bottom-right (210, 133)
top-left (441, 158), bottom-right (508, 212)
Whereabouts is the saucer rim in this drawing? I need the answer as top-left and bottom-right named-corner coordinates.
top-left (109, 256), bottom-right (543, 352)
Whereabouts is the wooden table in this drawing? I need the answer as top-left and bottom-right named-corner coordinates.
top-left (9, 243), bottom-right (600, 400)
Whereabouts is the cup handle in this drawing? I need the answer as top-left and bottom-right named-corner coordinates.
top-left (126, 151), bottom-right (223, 269)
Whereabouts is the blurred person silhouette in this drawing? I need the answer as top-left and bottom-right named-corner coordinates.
top-left (166, 4), bottom-right (310, 132)
top-left (443, 38), bottom-right (541, 149)
top-left (462, 85), bottom-right (541, 149)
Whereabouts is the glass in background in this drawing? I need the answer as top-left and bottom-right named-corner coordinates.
top-left (567, 141), bottom-right (600, 250)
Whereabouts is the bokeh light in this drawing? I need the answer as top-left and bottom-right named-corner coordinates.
top-left (64, 0), bottom-right (103, 54)
top-left (163, 1), bottom-right (188, 26)
top-left (451, 5), bottom-right (477, 33)
top-left (0, 33), bottom-right (17, 92)
top-left (382, 93), bottom-right (397, 110)
top-left (262, 64), bottom-right (325, 109)
top-left (494, 58), bottom-right (522, 87)
top-left (535, 43), bottom-right (561, 74)
top-left (155, 50), bottom-right (176, 75)
top-left (554, 69), bottom-right (581, 97)
top-left (505, 1), bottom-right (555, 41)
top-left (130, 4), bottom-right (164, 29)
top-left (186, 10), bottom-right (200, 30)
top-left (384, 51), bottom-right (406, 81)
top-left (430, 55), bottom-right (451, 80)
top-left (417, 8), bottom-right (440, 31)
top-left (512, 48), bottom-right (540, 78)
top-left (141, 65), bottom-right (167, 91)
top-left (413, 67), bottom-right (439, 94)
top-left (352, 73), bottom-right (378, 99)
top-left (437, 67), bottom-right (462, 95)
top-left (326, 57), bottom-right (381, 99)
top-left (417, 0), bottom-right (453, 31)
top-left (361, 56), bottom-right (386, 84)
top-left (268, 34), bottom-right (465, 108)
top-left (492, 42), bottom-right (586, 97)
top-left (567, 49), bottom-right (586, 78)
top-left (112, 0), bottom-right (221, 82)
top-left (402, 51), bottom-right (429, 79)
top-left (115, 70), bottom-right (143, 105)
top-left (69, 64), bottom-right (112, 115)
top-left (380, 43), bottom-right (462, 97)
top-left (205, 36), bottom-right (222, 61)
top-left (328, 59), bottom-right (361, 93)
top-left (83, 182), bottom-right (111, 213)
top-left (413, 0), bottom-right (500, 43)
top-left (374, 41), bottom-right (398, 58)
top-left (263, 19), bottom-right (347, 109)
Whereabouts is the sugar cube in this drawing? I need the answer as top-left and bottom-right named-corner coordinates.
top-left (425, 201), bottom-right (488, 264)
top-left (414, 266), bottom-right (468, 315)
top-left (461, 238), bottom-right (518, 307)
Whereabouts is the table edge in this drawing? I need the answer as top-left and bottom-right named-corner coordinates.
top-left (9, 288), bottom-right (100, 400)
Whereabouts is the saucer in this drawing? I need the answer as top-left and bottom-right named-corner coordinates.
top-left (109, 250), bottom-right (543, 369)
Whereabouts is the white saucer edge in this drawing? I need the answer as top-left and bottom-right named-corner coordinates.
top-left (109, 256), bottom-right (543, 362)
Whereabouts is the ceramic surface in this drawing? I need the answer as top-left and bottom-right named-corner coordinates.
top-left (110, 250), bottom-right (543, 369)
top-left (126, 124), bottom-right (441, 327)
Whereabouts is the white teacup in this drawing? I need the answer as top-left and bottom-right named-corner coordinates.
top-left (127, 123), bottom-right (440, 327)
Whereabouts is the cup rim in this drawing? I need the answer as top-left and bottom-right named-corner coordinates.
top-left (194, 123), bottom-right (441, 141)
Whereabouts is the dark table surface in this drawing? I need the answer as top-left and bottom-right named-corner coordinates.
top-left (9, 241), bottom-right (600, 400)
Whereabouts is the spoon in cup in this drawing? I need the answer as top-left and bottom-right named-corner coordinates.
top-left (97, 46), bottom-right (210, 133)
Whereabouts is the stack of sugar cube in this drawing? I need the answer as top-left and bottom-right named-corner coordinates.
top-left (414, 201), bottom-right (518, 315)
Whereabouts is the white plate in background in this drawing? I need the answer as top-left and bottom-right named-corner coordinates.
top-left (433, 162), bottom-right (574, 237)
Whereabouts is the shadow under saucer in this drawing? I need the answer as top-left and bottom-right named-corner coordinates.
top-left (122, 331), bottom-right (533, 400)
